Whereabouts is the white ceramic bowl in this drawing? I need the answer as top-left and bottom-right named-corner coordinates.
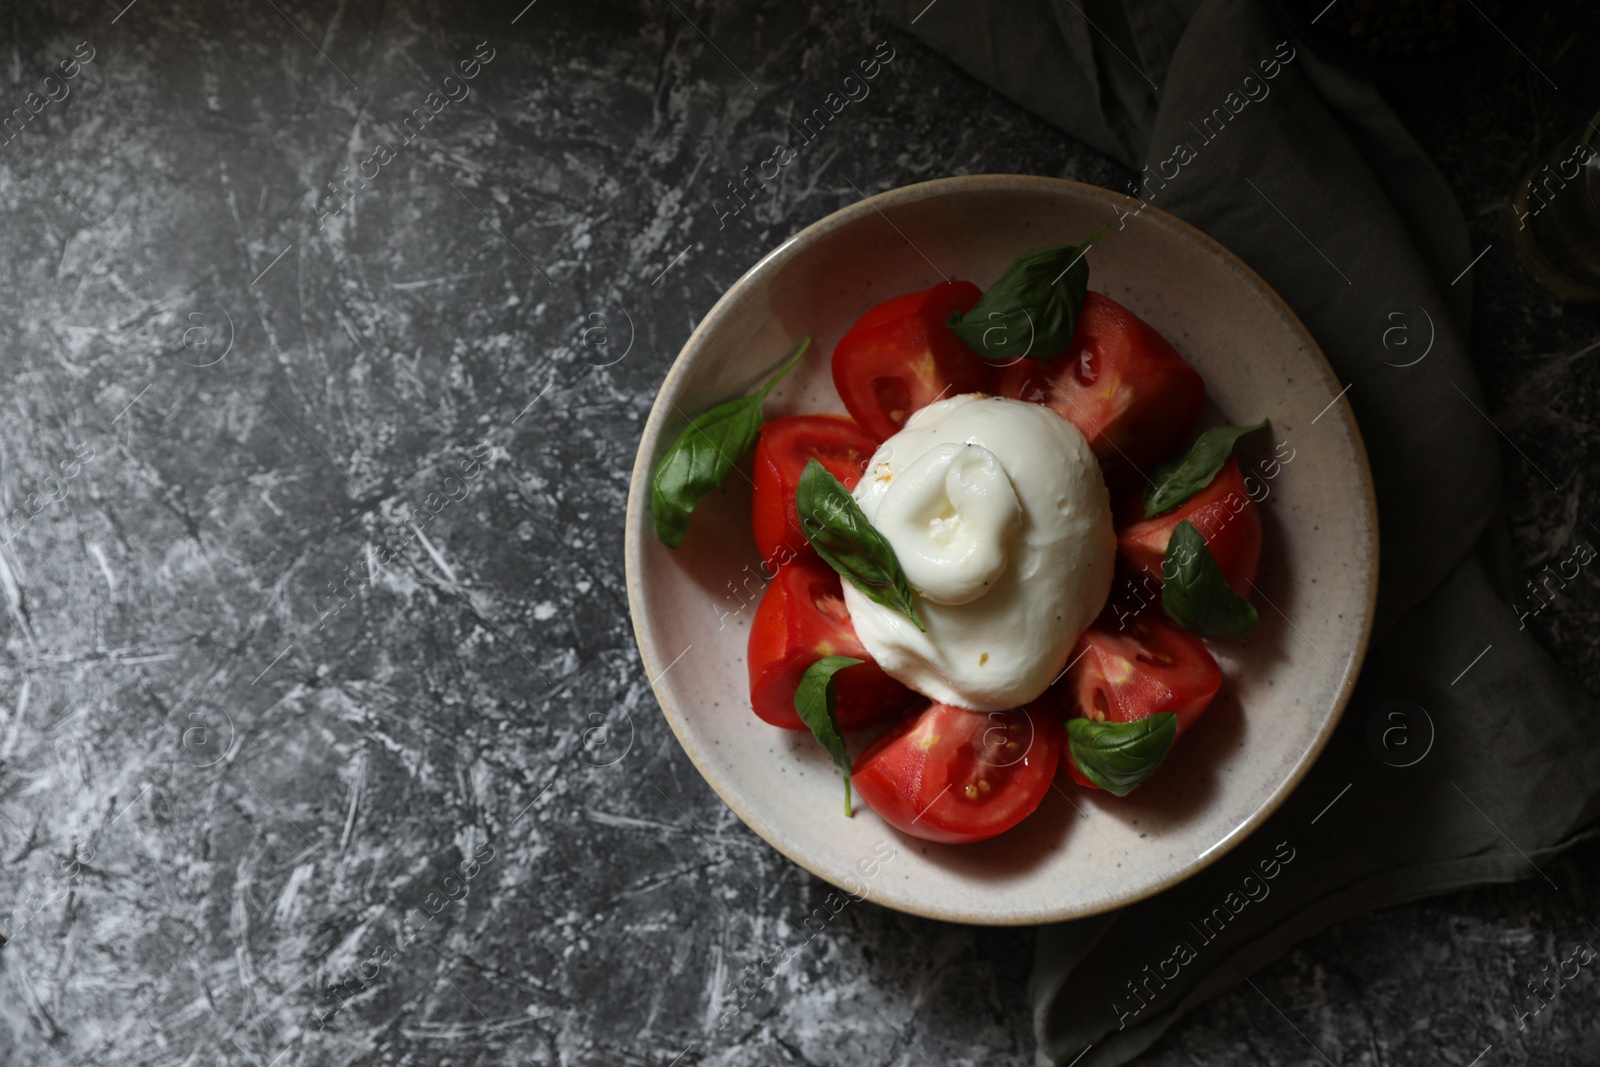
top-left (625, 175), bottom-right (1377, 925)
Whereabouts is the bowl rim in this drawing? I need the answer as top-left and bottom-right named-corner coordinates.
top-left (623, 173), bottom-right (1380, 926)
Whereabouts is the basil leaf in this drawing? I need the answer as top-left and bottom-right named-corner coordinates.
top-left (1143, 420), bottom-right (1269, 518)
top-left (795, 656), bottom-right (862, 817)
top-left (651, 337), bottom-right (810, 547)
top-left (795, 460), bottom-right (925, 632)
top-left (1161, 521), bottom-right (1261, 637)
top-left (1067, 713), bottom-right (1178, 797)
top-left (946, 227), bottom-right (1109, 363)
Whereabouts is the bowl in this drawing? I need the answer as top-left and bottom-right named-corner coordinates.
top-left (624, 175), bottom-right (1377, 925)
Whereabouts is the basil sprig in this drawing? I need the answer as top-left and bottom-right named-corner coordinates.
top-left (1067, 713), bottom-right (1177, 796)
top-left (1143, 420), bottom-right (1268, 517)
top-left (946, 227), bottom-right (1109, 363)
top-left (795, 460), bottom-right (925, 631)
top-left (794, 656), bottom-right (862, 816)
top-left (1161, 521), bottom-right (1261, 637)
top-left (651, 337), bottom-right (810, 547)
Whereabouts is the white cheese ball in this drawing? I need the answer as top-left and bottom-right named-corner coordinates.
top-left (843, 394), bottom-right (1115, 711)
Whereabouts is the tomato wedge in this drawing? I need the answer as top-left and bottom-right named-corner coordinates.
top-left (747, 557), bottom-right (917, 731)
top-left (751, 414), bottom-right (879, 564)
top-left (1052, 610), bottom-right (1221, 789)
top-left (831, 280), bottom-right (991, 441)
top-left (995, 292), bottom-right (1205, 491)
top-left (852, 702), bottom-right (1059, 844)
top-left (1116, 456), bottom-right (1262, 597)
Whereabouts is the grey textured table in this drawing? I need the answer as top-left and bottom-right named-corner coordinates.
top-left (0, 1), bottom-right (1596, 1065)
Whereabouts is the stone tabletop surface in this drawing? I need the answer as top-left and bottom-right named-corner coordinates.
top-left (0, 1), bottom-right (1596, 1065)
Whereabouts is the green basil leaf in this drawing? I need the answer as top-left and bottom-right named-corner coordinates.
top-left (1067, 713), bottom-right (1178, 797)
top-left (651, 337), bottom-right (810, 547)
top-left (1143, 420), bottom-right (1269, 518)
top-left (946, 227), bottom-right (1109, 363)
top-left (795, 460), bottom-right (925, 632)
top-left (795, 655), bottom-right (862, 817)
top-left (1161, 521), bottom-right (1261, 637)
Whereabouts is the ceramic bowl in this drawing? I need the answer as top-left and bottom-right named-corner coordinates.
top-left (624, 175), bottom-right (1377, 925)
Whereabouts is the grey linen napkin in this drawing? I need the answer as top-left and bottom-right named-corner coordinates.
top-left (879, 1), bottom-right (1600, 1063)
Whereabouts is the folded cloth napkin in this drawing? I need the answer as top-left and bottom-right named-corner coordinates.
top-left (880, 1), bottom-right (1600, 1063)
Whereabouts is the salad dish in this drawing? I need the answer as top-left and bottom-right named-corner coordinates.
top-left (625, 176), bottom-right (1376, 924)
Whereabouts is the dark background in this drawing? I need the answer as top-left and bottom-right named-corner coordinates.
top-left (0, 1), bottom-right (1596, 1064)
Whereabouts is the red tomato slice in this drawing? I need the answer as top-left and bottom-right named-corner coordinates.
top-left (1053, 610), bottom-right (1222, 789)
top-left (831, 280), bottom-right (991, 441)
top-left (995, 292), bottom-right (1205, 491)
top-left (852, 702), bottom-right (1060, 844)
top-left (751, 414), bottom-right (879, 564)
top-left (1116, 457), bottom-right (1262, 597)
top-left (849, 287), bottom-right (932, 333)
top-left (747, 557), bottom-right (917, 732)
